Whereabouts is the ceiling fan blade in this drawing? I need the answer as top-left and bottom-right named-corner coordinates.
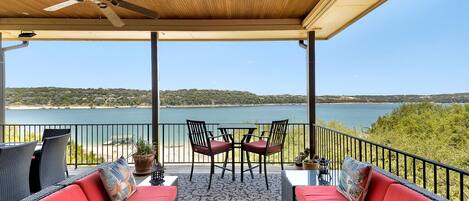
top-left (99, 4), bottom-right (125, 27)
top-left (44, 0), bottom-right (81, 11)
top-left (111, 0), bottom-right (160, 19)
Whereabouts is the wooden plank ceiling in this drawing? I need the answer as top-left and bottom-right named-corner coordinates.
top-left (0, 0), bottom-right (386, 41)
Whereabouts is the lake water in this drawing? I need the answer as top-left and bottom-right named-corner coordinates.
top-left (6, 104), bottom-right (400, 128)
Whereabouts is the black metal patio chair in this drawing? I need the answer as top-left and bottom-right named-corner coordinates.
top-left (30, 133), bottom-right (71, 193)
top-left (0, 141), bottom-right (38, 200)
top-left (186, 120), bottom-right (233, 190)
top-left (241, 119), bottom-right (288, 189)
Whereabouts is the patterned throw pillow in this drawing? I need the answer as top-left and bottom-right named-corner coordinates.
top-left (99, 156), bottom-right (137, 201)
top-left (336, 156), bottom-right (372, 201)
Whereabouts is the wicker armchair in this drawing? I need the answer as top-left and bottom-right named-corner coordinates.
top-left (0, 141), bottom-right (38, 200)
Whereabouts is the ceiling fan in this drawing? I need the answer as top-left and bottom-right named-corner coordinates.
top-left (44, 0), bottom-right (160, 27)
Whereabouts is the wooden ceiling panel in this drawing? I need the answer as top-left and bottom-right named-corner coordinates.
top-left (0, 0), bottom-right (320, 19)
top-left (0, 0), bottom-right (386, 40)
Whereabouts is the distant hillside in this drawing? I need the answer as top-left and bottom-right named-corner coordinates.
top-left (5, 87), bottom-right (469, 107)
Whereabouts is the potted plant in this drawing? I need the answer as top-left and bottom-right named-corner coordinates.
top-left (295, 148), bottom-right (310, 169)
top-left (132, 139), bottom-right (155, 176)
top-left (303, 154), bottom-right (320, 170)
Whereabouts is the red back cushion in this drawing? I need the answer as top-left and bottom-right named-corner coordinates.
top-left (74, 172), bottom-right (110, 201)
top-left (365, 170), bottom-right (397, 201)
top-left (383, 184), bottom-right (430, 201)
top-left (41, 184), bottom-right (88, 201)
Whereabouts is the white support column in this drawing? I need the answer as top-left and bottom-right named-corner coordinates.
top-left (0, 32), bottom-right (5, 142)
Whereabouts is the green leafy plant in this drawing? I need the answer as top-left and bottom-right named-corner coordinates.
top-left (135, 139), bottom-right (153, 155)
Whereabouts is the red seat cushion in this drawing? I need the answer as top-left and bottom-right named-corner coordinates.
top-left (365, 170), bottom-right (397, 201)
top-left (193, 140), bottom-right (231, 155)
top-left (295, 186), bottom-right (348, 201)
top-left (382, 184), bottom-right (430, 201)
top-left (243, 140), bottom-right (282, 155)
top-left (74, 172), bottom-right (110, 201)
top-left (41, 184), bottom-right (88, 201)
top-left (127, 186), bottom-right (177, 201)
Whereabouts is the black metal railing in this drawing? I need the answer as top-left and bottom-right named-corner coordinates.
top-left (0, 124), bottom-right (152, 166)
top-left (315, 125), bottom-right (468, 201)
top-left (1, 123), bottom-right (467, 200)
top-left (0, 123), bottom-right (308, 165)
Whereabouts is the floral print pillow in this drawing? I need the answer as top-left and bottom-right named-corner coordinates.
top-left (336, 156), bottom-right (372, 201)
top-left (99, 157), bottom-right (137, 201)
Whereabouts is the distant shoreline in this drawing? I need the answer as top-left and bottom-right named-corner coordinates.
top-left (5, 102), bottom-right (408, 110)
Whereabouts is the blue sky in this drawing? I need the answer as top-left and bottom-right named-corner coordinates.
top-left (4, 0), bottom-right (469, 95)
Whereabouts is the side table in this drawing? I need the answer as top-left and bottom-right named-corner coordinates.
top-left (281, 170), bottom-right (339, 201)
top-left (137, 176), bottom-right (178, 187)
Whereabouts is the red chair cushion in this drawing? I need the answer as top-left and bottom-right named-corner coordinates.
top-left (243, 140), bottom-right (282, 155)
top-left (365, 170), bottom-right (397, 201)
top-left (193, 140), bottom-right (231, 155)
top-left (74, 172), bottom-right (110, 201)
top-left (41, 184), bottom-right (88, 201)
top-left (295, 186), bottom-right (348, 201)
top-left (382, 184), bottom-right (430, 201)
top-left (127, 186), bottom-right (177, 201)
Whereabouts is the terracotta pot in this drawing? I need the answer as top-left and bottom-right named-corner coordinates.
top-left (303, 161), bottom-right (320, 170)
top-left (132, 152), bottom-right (155, 176)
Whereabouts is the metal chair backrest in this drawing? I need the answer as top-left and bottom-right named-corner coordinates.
top-left (38, 133), bottom-right (71, 189)
top-left (186, 120), bottom-right (211, 149)
top-left (0, 141), bottom-right (38, 201)
top-left (266, 119), bottom-right (289, 149)
top-left (42, 129), bottom-right (71, 141)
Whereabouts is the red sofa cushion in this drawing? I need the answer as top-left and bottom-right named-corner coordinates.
top-left (127, 186), bottom-right (177, 201)
top-left (242, 140), bottom-right (282, 155)
top-left (41, 184), bottom-right (88, 201)
top-left (74, 172), bottom-right (110, 201)
top-left (383, 184), bottom-right (430, 201)
top-left (365, 171), bottom-right (397, 201)
top-left (193, 140), bottom-right (231, 155)
top-left (295, 186), bottom-right (347, 201)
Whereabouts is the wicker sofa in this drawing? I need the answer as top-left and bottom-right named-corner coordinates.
top-left (22, 164), bottom-right (177, 201)
top-left (295, 168), bottom-right (444, 201)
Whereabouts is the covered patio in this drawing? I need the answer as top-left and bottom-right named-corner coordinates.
top-left (1, 0), bottom-right (467, 201)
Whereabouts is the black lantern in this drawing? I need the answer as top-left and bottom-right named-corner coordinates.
top-left (150, 160), bottom-right (165, 185)
top-left (318, 158), bottom-right (331, 180)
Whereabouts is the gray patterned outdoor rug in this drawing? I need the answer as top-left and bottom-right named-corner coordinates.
top-left (172, 173), bottom-right (281, 201)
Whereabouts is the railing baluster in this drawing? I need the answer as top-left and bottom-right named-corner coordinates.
top-left (433, 164), bottom-right (437, 194)
top-left (423, 161), bottom-right (427, 189)
top-left (446, 168), bottom-right (450, 199)
top-left (74, 125), bottom-right (78, 168)
top-left (404, 155), bottom-right (408, 180)
top-left (460, 173), bottom-right (464, 201)
top-left (396, 153), bottom-right (399, 176)
top-left (388, 150), bottom-right (391, 172)
top-left (413, 157), bottom-right (417, 184)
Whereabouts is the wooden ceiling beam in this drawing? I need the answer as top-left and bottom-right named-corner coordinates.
top-left (0, 18), bottom-right (303, 32)
top-left (302, 0), bottom-right (337, 30)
